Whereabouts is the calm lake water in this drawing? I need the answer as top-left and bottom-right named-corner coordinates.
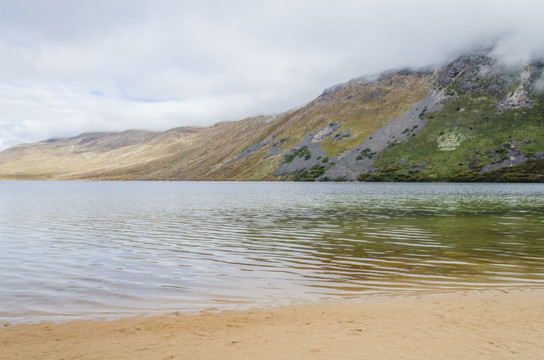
top-left (1, 181), bottom-right (543, 323)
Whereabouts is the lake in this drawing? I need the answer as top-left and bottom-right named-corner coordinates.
top-left (1, 181), bottom-right (543, 323)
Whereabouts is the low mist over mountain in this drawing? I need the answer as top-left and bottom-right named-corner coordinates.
top-left (1, 49), bottom-right (543, 182)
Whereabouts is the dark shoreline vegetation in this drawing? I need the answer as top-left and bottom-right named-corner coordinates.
top-left (0, 51), bottom-right (542, 182)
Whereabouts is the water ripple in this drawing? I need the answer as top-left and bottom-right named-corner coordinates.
top-left (0, 181), bottom-right (543, 323)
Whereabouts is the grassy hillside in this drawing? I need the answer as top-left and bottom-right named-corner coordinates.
top-left (0, 73), bottom-right (432, 180)
top-left (319, 73), bottom-right (431, 158)
top-left (369, 93), bottom-right (544, 181)
top-left (0, 51), bottom-right (542, 182)
top-left (366, 62), bottom-right (544, 182)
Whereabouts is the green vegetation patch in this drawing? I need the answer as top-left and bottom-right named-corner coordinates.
top-left (371, 93), bottom-right (544, 181)
top-left (452, 159), bottom-right (544, 182)
top-left (290, 164), bottom-right (326, 181)
top-left (282, 146), bottom-right (311, 164)
top-left (356, 148), bottom-right (377, 160)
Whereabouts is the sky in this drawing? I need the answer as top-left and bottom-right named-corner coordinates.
top-left (1, 0), bottom-right (544, 150)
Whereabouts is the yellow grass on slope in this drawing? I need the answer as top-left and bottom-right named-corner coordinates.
top-left (0, 74), bottom-right (432, 181)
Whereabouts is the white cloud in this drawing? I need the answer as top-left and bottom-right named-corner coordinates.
top-left (0, 82), bottom-right (255, 147)
top-left (1, 0), bottom-right (544, 149)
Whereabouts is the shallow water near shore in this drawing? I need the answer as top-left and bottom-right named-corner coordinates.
top-left (1, 181), bottom-right (543, 323)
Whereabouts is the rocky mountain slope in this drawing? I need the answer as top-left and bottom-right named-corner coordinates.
top-left (1, 49), bottom-right (543, 181)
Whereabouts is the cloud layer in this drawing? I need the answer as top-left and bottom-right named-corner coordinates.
top-left (1, 0), bottom-right (543, 149)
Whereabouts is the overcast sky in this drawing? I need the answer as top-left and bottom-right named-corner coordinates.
top-left (1, 0), bottom-right (543, 150)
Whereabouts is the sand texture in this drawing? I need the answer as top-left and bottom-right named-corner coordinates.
top-left (1, 289), bottom-right (543, 359)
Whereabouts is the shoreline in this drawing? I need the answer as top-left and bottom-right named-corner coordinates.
top-left (2, 288), bottom-right (543, 359)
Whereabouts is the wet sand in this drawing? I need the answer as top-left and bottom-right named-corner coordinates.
top-left (2, 288), bottom-right (543, 360)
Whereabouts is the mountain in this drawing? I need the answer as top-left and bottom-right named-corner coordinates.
top-left (1, 49), bottom-right (543, 182)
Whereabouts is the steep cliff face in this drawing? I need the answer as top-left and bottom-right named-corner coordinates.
top-left (0, 50), bottom-right (543, 182)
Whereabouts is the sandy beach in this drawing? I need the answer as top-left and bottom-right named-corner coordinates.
top-left (2, 288), bottom-right (543, 360)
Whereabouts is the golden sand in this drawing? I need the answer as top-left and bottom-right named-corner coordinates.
top-left (1, 288), bottom-right (543, 359)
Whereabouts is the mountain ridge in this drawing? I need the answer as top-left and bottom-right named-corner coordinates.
top-left (1, 49), bottom-right (543, 182)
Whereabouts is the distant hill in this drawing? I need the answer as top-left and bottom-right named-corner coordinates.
top-left (1, 49), bottom-right (543, 182)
